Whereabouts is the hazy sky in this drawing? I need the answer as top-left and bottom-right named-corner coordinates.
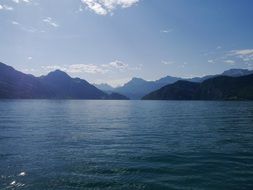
top-left (0, 0), bottom-right (253, 86)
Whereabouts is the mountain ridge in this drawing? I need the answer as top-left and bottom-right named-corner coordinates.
top-left (0, 62), bottom-right (128, 100)
top-left (142, 74), bottom-right (253, 100)
top-left (1, 62), bottom-right (253, 100)
top-left (95, 68), bottom-right (253, 99)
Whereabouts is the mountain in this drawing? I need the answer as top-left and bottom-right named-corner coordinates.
top-left (40, 70), bottom-right (107, 99)
top-left (0, 62), bottom-right (128, 100)
top-left (114, 76), bottom-right (182, 99)
top-left (94, 83), bottom-right (115, 92)
top-left (155, 75), bottom-right (182, 84)
top-left (113, 69), bottom-right (253, 99)
top-left (107, 92), bottom-right (129, 100)
top-left (188, 69), bottom-right (253, 83)
top-left (2, 61), bottom-right (252, 100)
top-left (142, 81), bottom-right (200, 100)
top-left (93, 83), bottom-right (129, 99)
top-left (188, 75), bottom-right (215, 83)
top-left (142, 74), bottom-right (253, 100)
top-left (221, 68), bottom-right (253, 77)
top-left (0, 62), bottom-right (52, 98)
top-left (114, 78), bottom-right (160, 99)
top-left (195, 74), bottom-right (253, 100)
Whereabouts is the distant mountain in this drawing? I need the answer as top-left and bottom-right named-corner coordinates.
top-left (114, 78), bottom-right (161, 99)
top-left (188, 75), bottom-right (214, 83)
top-left (114, 76), bottom-right (182, 99)
top-left (93, 83), bottom-right (129, 99)
top-left (221, 68), bottom-right (253, 77)
top-left (155, 75), bottom-right (182, 84)
top-left (0, 62), bottom-right (128, 100)
top-left (142, 74), bottom-right (253, 100)
top-left (94, 83), bottom-right (115, 92)
top-left (188, 68), bottom-right (253, 82)
top-left (112, 69), bottom-right (253, 99)
top-left (2, 61), bottom-right (252, 100)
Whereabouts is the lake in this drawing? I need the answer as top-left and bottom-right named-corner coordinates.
top-left (0, 100), bottom-right (253, 189)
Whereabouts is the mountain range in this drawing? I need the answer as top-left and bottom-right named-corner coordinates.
top-left (93, 83), bottom-right (115, 92)
top-left (142, 74), bottom-right (253, 100)
top-left (0, 62), bottom-right (128, 100)
top-left (1, 61), bottom-right (253, 100)
top-left (95, 68), bottom-right (253, 99)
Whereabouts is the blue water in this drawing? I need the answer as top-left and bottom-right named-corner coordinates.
top-left (0, 100), bottom-right (253, 190)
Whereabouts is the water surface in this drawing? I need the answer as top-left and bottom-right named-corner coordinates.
top-left (0, 100), bottom-right (253, 189)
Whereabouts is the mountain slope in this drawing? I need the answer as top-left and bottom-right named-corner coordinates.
top-left (113, 69), bottom-right (253, 99)
top-left (143, 74), bottom-right (253, 100)
top-left (0, 62), bottom-right (53, 98)
top-left (188, 69), bottom-right (253, 82)
top-left (155, 75), bottom-right (182, 84)
top-left (196, 74), bottom-right (253, 100)
top-left (0, 62), bottom-right (127, 99)
top-left (94, 83), bottom-right (115, 92)
top-left (221, 68), bottom-right (253, 77)
top-left (40, 70), bottom-right (107, 99)
top-left (142, 81), bottom-right (200, 100)
top-left (114, 76), bottom-right (182, 99)
top-left (114, 78), bottom-right (160, 99)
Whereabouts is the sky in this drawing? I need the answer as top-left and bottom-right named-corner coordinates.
top-left (0, 0), bottom-right (253, 86)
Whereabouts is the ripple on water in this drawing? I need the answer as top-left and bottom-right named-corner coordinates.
top-left (0, 100), bottom-right (253, 189)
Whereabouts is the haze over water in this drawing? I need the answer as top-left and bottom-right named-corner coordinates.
top-left (0, 100), bottom-right (253, 189)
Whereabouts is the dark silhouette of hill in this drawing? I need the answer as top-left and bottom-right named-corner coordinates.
top-left (106, 92), bottom-right (129, 100)
top-left (0, 62), bottom-right (128, 99)
top-left (96, 69), bottom-right (253, 99)
top-left (0, 63), bottom-right (52, 98)
top-left (142, 74), bottom-right (253, 100)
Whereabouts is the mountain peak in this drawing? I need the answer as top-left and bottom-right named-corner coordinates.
top-left (156, 75), bottom-right (182, 84)
top-left (130, 77), bottom-right (146, 83)
top-left (46, 70), bottom-right (71, 80)
top-left (49, 69), bottom-right (68, 75)
top-left (122, 77), bottom-right (147, 87)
